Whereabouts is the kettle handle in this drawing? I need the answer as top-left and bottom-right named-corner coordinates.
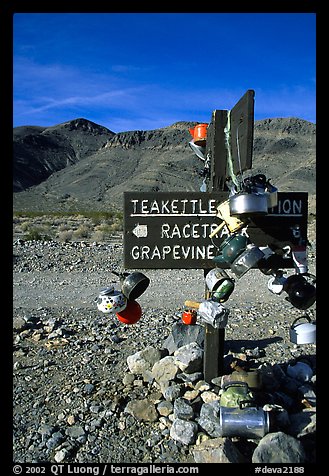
top-left (209, 221), bottom-right (226, 239)
top-left (221, 381), bottom-right (249, 391)
top-left (300, 272), bottom-right (316, 284)
top-left (290, 314), bottom-right (313, 329)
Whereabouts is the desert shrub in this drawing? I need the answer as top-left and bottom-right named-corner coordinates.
top-left (108, 222), bottom-right (123, 232)
top-left (91, 230), bottom-right (105, 242)
top-left (20, 220), bottom-right (33, 232)
top-left (23, 228), bottom-right (52, 241)
top-left (58, 230), bottom-right (74, 242)
top-left (73, 224), bottom-right (91, 239)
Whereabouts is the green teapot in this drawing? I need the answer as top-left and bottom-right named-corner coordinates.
top-left (220, 382), bottom-right (254, 408)
top-left (213, 233), bottom-right (249, 265)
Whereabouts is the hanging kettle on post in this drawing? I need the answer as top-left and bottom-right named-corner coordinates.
top-left (189, 123), bottom-right (208, 146)
top-left (283, 273), bottom-right (316, 310)
top-left (95, 287), bottom-right (127, 314)
top-left (212, 232), bottom-right (249, 265)
top-left (205, 268), bottom-right (235, 303)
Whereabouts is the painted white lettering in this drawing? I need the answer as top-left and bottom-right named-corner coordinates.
top-left (190, 199), bottom-right (198, 213)
top-left (131, 246), bottom-right (139, 259)
top-left (131, 200), bottom-right (139, 214)
top-left (209, 199), bottom-right (217, 214)
top-left (150, 246), bottom-right (161, 259)
top-left (150, 200), bottom-right (160, 214)
top-left (162, 246), bottom-right (171, 259)
top-left (282, 199), bottom-right (291, 214)
top-left (182, 224), bottom-right (191, 238)
top-left (293, 199), bottom-right (302, 214)
top-left (141, 200), bottom-right (149, 214)
top-left (161, 200), bottom-right (170, 214)
top-left (161, 223), bottom-right (170, 238)
top-left (195, 246), bottom-right (206, 259)
top-left (181, 246), bottom-right (191, 259)
top-left (141, 246), bottom-right (150, 259)
top-left (181, 199), bottom-right (188, 214)
top-left (171, 200), bottom-right (179, 213)
top-left (207, 245), bottom-right (216, 259)
top-left (191, 224), bottom-right (200, 238)
top-left (173, 245), bottom-right (181, 259)
top-left (199, 199), bottom-right (207, 214)
top-left (210, 223), bottom-right (220, 237)
top-left (171, 224), bottom-right (181, 238)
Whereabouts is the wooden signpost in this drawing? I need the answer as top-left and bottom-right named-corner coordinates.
top-left (203, 90), bottom-right (255, 381)
top-left (123, 89), bottom-right (309, 382)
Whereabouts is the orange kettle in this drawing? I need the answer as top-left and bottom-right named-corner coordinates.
top-left (189, 123), bottom-right (208, 145)
top-left (116, 300), bottom-right (142, 324)
top-left (182, 309), bottom-right (197, 325)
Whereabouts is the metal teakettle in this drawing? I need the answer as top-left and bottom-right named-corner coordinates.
top-left (289, 315), bottom-right (316, 345)
top-left (205, 268), bottom-right (235, 303)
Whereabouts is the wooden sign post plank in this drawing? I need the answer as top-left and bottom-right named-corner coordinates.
top-left (203, 89), bottom-right (255, 383)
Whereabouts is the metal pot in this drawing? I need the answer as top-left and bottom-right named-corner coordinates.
top-left (96, 288), bottom-right (127, 314)
top-left (265, 183), bottom-right (278, 209)
top-left (121, 272), bottom-right (150, 301)
top-left (219, 405), bottom-right (270, 439)
top-left (289, 315), bottom-right (316, 344)
top-left (116, 299), bottom-right (142, 325)
top-left (284, 274), bottom-right (316, 310)
top-left (182, 309), bottom-right (197, 325)
top-left (229, 192), bottom-right (268, 216)
top-left (267, 271), bottom-right (287, 295)
top-left (189, 123), bottom-right (208, 145)
top-left (188, 141), bottom-right (205, 160)
top-left (230, 244), bottom-right (265, 277)
top-left (216, 233), bottom-right (249, 264)
top-left (205, 268), bottom-right (235, 302)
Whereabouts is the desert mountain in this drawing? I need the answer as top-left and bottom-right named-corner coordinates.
top-left (13, 117), bottom-right (316, 215)
top-left (13, 118), bottom-right (115, 192)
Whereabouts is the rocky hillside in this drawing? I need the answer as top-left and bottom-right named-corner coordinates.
top-left (13, 117), bottom-right (316, 215)
top-left (13, 118), bottom-right (115, 192)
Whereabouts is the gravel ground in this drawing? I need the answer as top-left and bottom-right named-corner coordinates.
top-left (12, 237), bottom-right (316, 464)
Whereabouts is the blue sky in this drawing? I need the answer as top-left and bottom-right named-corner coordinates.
top-left (13, 13), bottom-right (316, 132)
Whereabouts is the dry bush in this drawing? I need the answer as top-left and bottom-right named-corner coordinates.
top-left (58, 230), bottom-right (74, 242)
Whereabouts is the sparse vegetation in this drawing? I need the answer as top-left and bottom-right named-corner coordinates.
top-left (13, 211), bottom-right (123, 242)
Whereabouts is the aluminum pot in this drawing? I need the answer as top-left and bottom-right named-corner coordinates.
top-left (230, 244), bottom-right (265, 277)
top-left (289, 315), bottom-right (316, 344)
top-left (188, 141), bottom-right (205, 160)
top-left (205, 268), bottom-right (235, 302)
top-left (265, 183), bottom-right (278, 209)
top-left (219, 405), bottom-right (270, 439)
top-left (121, 272), bottom-right (150, 301)
top-left (229, 192), bottom-right (268, 216)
